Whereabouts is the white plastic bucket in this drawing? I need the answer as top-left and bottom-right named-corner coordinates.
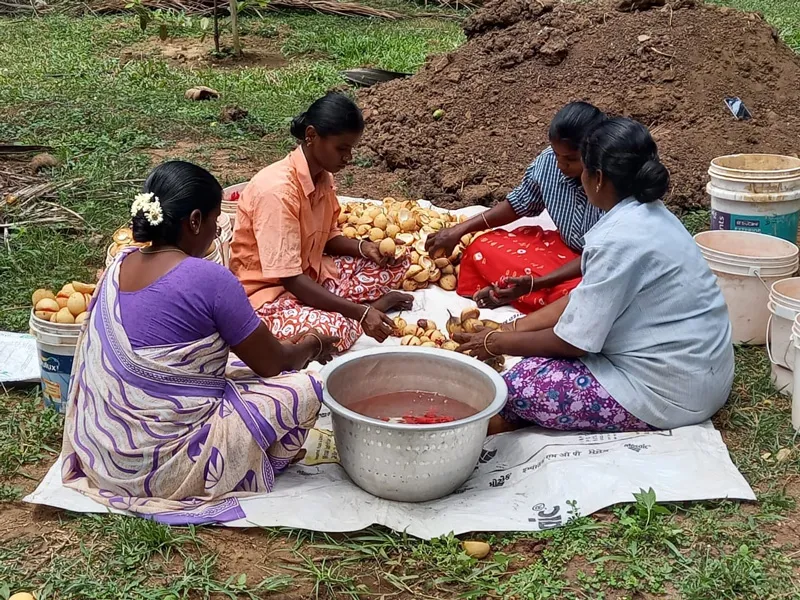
top-left (695, 230), bottom-right (799, 344)
top-left (217, 212), bottom-right (232, 268)
top-left (29, 311), bottom-right (82, 414)
top-left (708, 154), bottom-right (800, 242)
top-left (771, 363), bottom-right (793, 397)
top-left (222, 182), bottom-right (248, 229)
top-left (767, 277), bottom-right (800, 370)
top-left (791, 314), bottom-right (800, 430)
top-left (204, 239), bottom-right (224, 266)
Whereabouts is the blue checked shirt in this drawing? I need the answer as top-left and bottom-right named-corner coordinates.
top-left (506, 147), bottom-right (604, 252)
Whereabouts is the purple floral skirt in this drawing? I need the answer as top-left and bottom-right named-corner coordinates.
top-left (500, 357), bottom-right (650, 432)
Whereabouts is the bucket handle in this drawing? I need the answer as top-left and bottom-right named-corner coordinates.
top-left (766, 312), bottom-right (798, 369)
top-left (750, 267), bottom-right (773, 293)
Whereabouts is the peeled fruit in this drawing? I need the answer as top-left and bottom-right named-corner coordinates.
top-left (463, 318), bottom-right (484, 334)
top-left (369, 227), bottom-right (385, 242)
top-left (410, 251), bottom-right (421, 265)
top-left (32, 288), bottom-right (55, 306)
top-left (400, 335), bottom-right (421, 346)
top-left (75, 312), bottom-right (90, 325)
top-left (9, 593), bottom-right (36, 600)
top-left (441, 264), bottom-right (455, 276)
top-left (417, 319), bottom-right (436, 331)
top-left (413, 269), bottom-right (430, 284)
top-left (343, 226), bottom-right (358, 239)
top-left (415, 326), bottom-right (426, 338)
top-left (406, 265), bottom-right (424, 280)
top-left (402, 324), bottom-right (418, 337)
top-left (418, 256), bottom-right (434, 271)
top-left (59, 283), bottom-right (76, 297)
top-left (402, 280), bottom-right (418, 292)
top-left (421, 342), bottom-right (437, 348)
top-left (429, 330), bottom-right (446, 344)
top-left (393, 317), bottom-right (407, 331)
top-left (419, 335), bottom-right (431, 344)
top-left (56, 307), bottom-right (75, 324)
top-left (461, 234), bottom-right (473, 246)
top-left (357, 215), bottom-right (373, 226)
top-left (67, 292), bottom-right (87, 317)
top-left (428, 269), bottom-right (441, 283)
top-left (439, 274), bottom-right (457, 291)
top-left (357, 224), bottom-right (371, 236)
top-left (482, 320), bottom-right (501, 330)
top-left (396, 233), bottom-right (415, 246)
top-left (446, 311), bottom-right (463, 336)
top-left (386, 224), bottom-right (400, 238)
top-left (379, 238), bottom-right (396, 257)
top-left (373, 214), bottom-right (388, 229)
top-left (56, 296), bottom-right (69, 309)
top-left (461, 307), bottom-right (480, 322)
top-left (113, 227), bottom-right (133, 244)
top-left (73, 281), bottom-right (95, 294)
top-left (462, 540), bottom-right (491, 559)
top-left (338, 212), bottom-right (349, 225)
top-left (442, 340), bottom-right (460, 351)
top-left (413, 240), bottom-right (427, 256)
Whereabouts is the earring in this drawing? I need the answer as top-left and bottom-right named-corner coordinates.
top-left (596, 185), bottom-right (601, 193)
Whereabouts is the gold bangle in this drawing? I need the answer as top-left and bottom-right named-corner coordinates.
top-left (357, 239), bottom-right (367, 259)
top-left (512, 319), bottom-right (518, 331)
top-left (359, 305), bottom-right (371, 324)
top-left (484, 330), bottom-right (500, 358)
top-left (304, 332), bottom-right (323, 360)
top-left (481, 212), bottom-right (491, 230)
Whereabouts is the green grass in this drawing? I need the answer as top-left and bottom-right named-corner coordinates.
top-left (2, 2), bottom-right (800, 599)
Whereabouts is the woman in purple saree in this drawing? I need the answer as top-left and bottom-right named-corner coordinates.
top-left (62, 161), bottom-right (338, 524)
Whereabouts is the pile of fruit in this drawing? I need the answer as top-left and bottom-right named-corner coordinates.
top-left (392, 308), bottom-right (505, 372)
top-left (32, 281), bottom-right (96, 324)
top-left (339, 199), bottom-right (486, 292)
top-left (108, 226), bottom-right (149, 261)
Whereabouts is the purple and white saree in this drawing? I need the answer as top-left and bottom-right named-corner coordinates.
top-left (61, 250), bottom-right (322, 524)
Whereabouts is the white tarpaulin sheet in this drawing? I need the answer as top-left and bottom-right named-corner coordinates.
top-left (25, 199), bottom-right (755, 538)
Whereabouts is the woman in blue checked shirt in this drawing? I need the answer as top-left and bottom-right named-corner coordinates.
top-left (426, 102), bottom-right (606, 313)
top-left (454, 118), bottom-right (733, 434)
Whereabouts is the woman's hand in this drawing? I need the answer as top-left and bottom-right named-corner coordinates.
top-left (473, 275), bottom-right (536, 309)
top-left (360, 307), bottom-right (395, 343)
top-left (360, 241), bottom-right (392, 267)
top-left (425, 226), bottom-right (463, 258)
top-left (296, 330), bottom-right (340, 365)
top-left (454, 328), bottom-right (495, 361)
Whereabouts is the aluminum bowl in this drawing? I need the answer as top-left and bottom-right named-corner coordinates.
top-left (320, 346), bottom-right (507, 502)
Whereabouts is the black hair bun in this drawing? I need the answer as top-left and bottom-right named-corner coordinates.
top-left (290, 112), bottom-right (308, 140)
top-left (131, 213), bottom-right (155, 243)
top-left (633, 158), bottom-right (670, 203)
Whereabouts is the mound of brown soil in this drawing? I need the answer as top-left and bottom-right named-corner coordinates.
top-left (348, 0), bottom-right (800, 211)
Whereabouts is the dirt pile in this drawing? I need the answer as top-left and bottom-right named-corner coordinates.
top-left (350, 0), bottom-right (800, 211)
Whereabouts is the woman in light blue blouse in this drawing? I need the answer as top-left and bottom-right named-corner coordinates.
top-left (456, 118), bottom-right (734, 434)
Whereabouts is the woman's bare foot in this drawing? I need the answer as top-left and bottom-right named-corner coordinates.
top-left (371, 290), bottom-right (414, 313)
top-left (487, 414), bottom-right (524, 436)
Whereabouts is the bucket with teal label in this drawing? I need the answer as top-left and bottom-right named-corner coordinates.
top-left (711, 209), bottom-right (799, 242)
top-left (29, 311), bottom-right (81, 414)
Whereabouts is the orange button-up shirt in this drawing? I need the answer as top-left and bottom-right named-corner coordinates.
top-left (230, 147), bottom-right (342, 308)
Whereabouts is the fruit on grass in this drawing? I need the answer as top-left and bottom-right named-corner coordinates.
top-left (462, 540), bottom-right (491, 559)
top-left (9, 593), bottom-right (36, 600)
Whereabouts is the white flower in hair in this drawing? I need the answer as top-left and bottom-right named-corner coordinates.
top-left (131, 192), bottom-right (164, 226)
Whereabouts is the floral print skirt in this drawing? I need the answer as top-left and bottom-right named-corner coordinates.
top-left (500, 357), bottom-right (651, 432)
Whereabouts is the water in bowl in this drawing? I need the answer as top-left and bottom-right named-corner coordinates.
top-left (348, 390), bottom-right (478, 424)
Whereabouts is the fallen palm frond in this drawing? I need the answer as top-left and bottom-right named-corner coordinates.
top-left (1, 173), bottom-right (85, 232)
top-left (90, 0), bottom-right (404, 19)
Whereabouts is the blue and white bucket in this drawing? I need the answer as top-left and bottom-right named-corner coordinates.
top-left (29, 311), bottom-right (82, 414)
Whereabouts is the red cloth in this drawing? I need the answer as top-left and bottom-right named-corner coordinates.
top-left (457, 226), bottom-right (581, 313)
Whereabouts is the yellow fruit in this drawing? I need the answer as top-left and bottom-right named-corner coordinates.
top-left (34, 311), bottom-right (51, 320)
top-left (356, 224), bottom-right (371, 236)
top-left (32, 288), bottom-right (55, 306)
top-left (84, 293), bottom-right (93, 306)
top-left (113, 227), bottom-right (133, 244)
top-left (55, 307), bottom-right (75, 324)
top-left (75, 312), bottom-right (90, 325)
top-left (413, 269), bottom-right (430, 284)
top-left (357, 215), bottom-right (373, 226)
top-left (385, 223), bottom-right (400, 238)
top-left (441, 264), bottom-right (455, 275)
top-left (429, 269), bottom-right (441, 283)
top-left (379, 238), bottom-right (396, 257)
top-left (35, 297), bottom-right (59, 314)
top-left (430, 330), bottom-right (446, 343)
top-left (482, 320), bottom-right (501, 330)
top-left (413, 240), bottom-right (427, 256)
top-left (369, 227), bottom-right (385, 242)
top-left (415, 327), bottom-right (426, 338)
top-left (461, 307), bottom-right (480, 322)
top-left (463, 318), bottom-right (484, 334)
top-left (347, 214), bottom-right (359, 226)
top-left (50, 312), bottom-right (58, 323)
top-left (393, 317), bottom-right (407, 330)
top-left (343, 226), bottom-right (358, 239)
top-left (59, 283), bottom-right (76, 297)
top-left (462, 540), bottom-right (491, 559)
top-left (373, 214), bottom-right (388, 229)
top-left (73, 281), bottom-right (96, 295)
top-left (9, 592), bottom-right (36, 600)
top-left (402, 324), bottom-right (418, 337)
top-left (439, 274), bottom-right (458, 291)
top-left (418, 256), bottom-right (434, 271)
top-left (383, 196), bottom-right (396, 204)
top-left (396, 233), bottom-right (415, 246)
top-left (429, 219), bottom-right (444, 231)
top-left (410, 251), bottom-right (421, 265)
top-left (402, 280), bottom-right (417, 292)
top-left (461, 234), bottom-right (473, 246)
top-left (421, 341), bottom-right (437, 347)
top-left (419, 336), bottom-right (432, 344)
top-left (337, 212), bottom-right (349, 225)
top-left (405, 265), bottom-right (424, 280)
top-left (67, 292), bottom-right (87, 317)
top-left (442, 340), bottom-right (460, 351)
top-left (400, 335), bottom-right (421, 346)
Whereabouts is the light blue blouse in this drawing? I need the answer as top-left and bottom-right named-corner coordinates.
top-left (554, 197), bottom-right (734, 429)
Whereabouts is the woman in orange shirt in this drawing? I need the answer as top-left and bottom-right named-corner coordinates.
top-left (230, 93), bottom-right (412, 351)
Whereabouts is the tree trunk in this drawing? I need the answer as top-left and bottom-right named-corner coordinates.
top-left (230, 0), bottom-right (241, 57)
top-left (213, 0), bottom-right (220, 53)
